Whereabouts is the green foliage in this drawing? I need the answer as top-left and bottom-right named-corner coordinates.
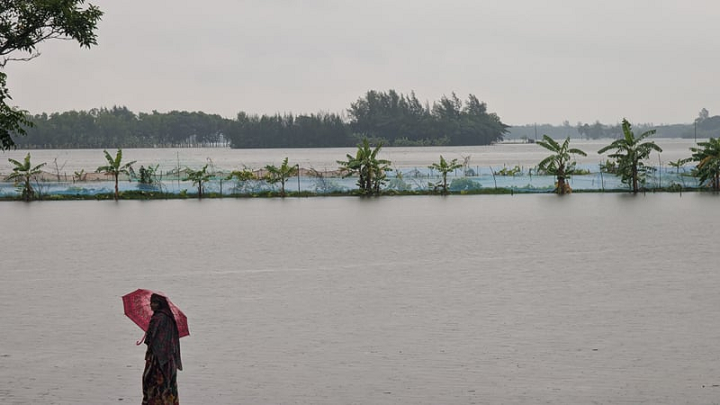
top-left (599, 160), bottom-right (618, 174)
top-left (337, 139), bottom-right (392, 195)
top-left (665, 182), bottom-right (683, 192)
top-left (73, 169), bottom-right (86, 182)
top-left (428, 155), bottom-right (462, 194)
top-left (449, 177), bottom-right (482, 192)
top-left (227, 168), bottom-right (261, 194)
top-left (349, 90), bottom-right (508, 146)
top-left (494, 165), bottom-right (522, 176)
top-left (598, 119), bottom-right (662, 193)
top-left (21, 108), bottom-right (228, 148)
top-left (15, 90), bottom-right (509, 149)
top-left (137, 164), bottom-right (160, 185)
top-left (668, 158), bottom-right (691, 174)
top-left (264, 157), bottom-right (298, 197)
top-left (5, 152), bottom-right (46, 201)
top-left (0, 72), bottom-right (33, 150)
top-left (0, 0), bottom-right (103, 150)
top-left (536, 135), bottom-right (587, 194)
top-left (689, 137), bottom-right (720, 190)
top-left (226, 112), bottom-right (351, 148)
top-left (96, 148), bottom-right (136, 200)
top-left (183, 164), bottom-right (212, 198)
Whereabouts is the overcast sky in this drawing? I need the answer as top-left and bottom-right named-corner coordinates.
top-left (4, 0), bottom-right (719, 126)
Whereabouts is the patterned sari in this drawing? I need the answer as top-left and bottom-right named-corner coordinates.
top-left (143, 307), bottom-right (182, 405)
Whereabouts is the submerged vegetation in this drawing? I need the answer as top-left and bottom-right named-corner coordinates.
top-left (3, 120), bottom-right (720, 201)
top-left (536, 135), bottom-right (587, 194)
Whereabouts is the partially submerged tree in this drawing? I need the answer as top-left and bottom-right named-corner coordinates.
top-left (137, 164), bottom-right (160, 185)
top-left (96, 149), bottom-right (136, 200)
top-left (184, 164), bottom-right (212, 198)
top-left (598, 119), bottom-right (662, 193)
top-left (536, 135), bottom-right (587, 194)
top-left (227, 167), bottom-right (259, 194)
top-left (337, 139), bottom-right (392, 195)
top-left (0, 0), bottom-right (103, 150)
top-left (689, 137), bottom-right (720, 191)
top-left (264, 157), bottom-right (298, 197)
top-left (6, 153), bottom-right (46, 201)
top-left (429, 155), bottom-right (462, 194)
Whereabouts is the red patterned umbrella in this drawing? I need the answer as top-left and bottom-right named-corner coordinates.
top-left (122, 289), bottom-right (189, 342)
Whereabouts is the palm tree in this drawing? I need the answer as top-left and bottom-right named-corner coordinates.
top-left (6, 153), bottom-right (46, 201)
top-left (689, 137), bottom-right (720, 190)
top-left (96, 149), bottom-right (136, 200)
top-left (264, 157), bottom-right (298, 197)
top-left (184, 164), bottom-right (212, 198)
top-left (337, 139), bottom-right (392, 195)
top-left (598, 119), bottom-right (662, 193)
top-left (429, 155), bottom-right (462, 195)
top-left (536, 135), bottom-right (587, 194)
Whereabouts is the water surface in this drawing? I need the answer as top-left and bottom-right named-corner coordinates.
top-left (1, 194), bottom-right (719, 404)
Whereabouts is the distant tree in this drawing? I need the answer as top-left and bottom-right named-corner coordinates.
top-left (5, 153), bottom-right (46, 201)
top-left (0, 0), bottom-right (103, 150)
top-left (576, 121), bottom-right (605, 140)
top-left (598, 119), bottom-right (662, 193)
top-left (264, 157), bottom-right (298, 197)
top-left (696, 108), bottom-right (710, 124)
top-left (348, 90), bottom-right (506, 146)
top-left (536, 135), bottom-right (587, 194)
top-left (184, 164), bottom-right (212, 198)
top-left (429, 155), bottom-right (462, 195)
top-left (96, 149), bottom-right (136, 200)
top-left (689, 137), bottom-right (720, 190)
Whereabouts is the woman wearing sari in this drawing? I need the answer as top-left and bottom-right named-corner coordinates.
top-left (143, 293), bottom-right (183, 405)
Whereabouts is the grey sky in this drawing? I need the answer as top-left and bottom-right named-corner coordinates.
top-left (4, 0), bottom-right (719, 126)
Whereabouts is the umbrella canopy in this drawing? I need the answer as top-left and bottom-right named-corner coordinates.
top-left (122, 289), bottom-right (189, 338)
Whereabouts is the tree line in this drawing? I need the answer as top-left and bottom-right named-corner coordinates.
top-left (8, 118), bottom-right (720, 201)
top-left (12, 90), bottom-right (509, 149)
top-left (506, 108), bottom-right (720, 141)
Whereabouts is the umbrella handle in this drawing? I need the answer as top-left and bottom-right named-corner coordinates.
top-left (136, 333), bottom-right (146, 346)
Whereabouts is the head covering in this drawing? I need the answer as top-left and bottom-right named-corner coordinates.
top-left (147, 293), bottom-right (182, 371)
top-left (150, 293), bottom-right (171, 311)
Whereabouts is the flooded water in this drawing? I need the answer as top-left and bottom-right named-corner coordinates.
top-left (0, 139), bottom-right (705, 195)
top-left (2, 193), bottom-right (719, 404)
top-left (0, 138), bottom-right (702, 174)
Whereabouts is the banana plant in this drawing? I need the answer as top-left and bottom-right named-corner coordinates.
top-left (264, 157), bottom-right (298, 197)
top-left (598, 119), bottom-right (662, 193)
top-left (96, 149), bottom-right (136, 200)
top-left (428, 155), bottom-right (462, 195)
top-left (6, 153), bottom-right (46, 201)
top-left (337, 139), bottom-right (392, 195)
top-left (689, 137), bottom-right (720, 190)
top-left (536, 135), bottom-right (587, 194)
